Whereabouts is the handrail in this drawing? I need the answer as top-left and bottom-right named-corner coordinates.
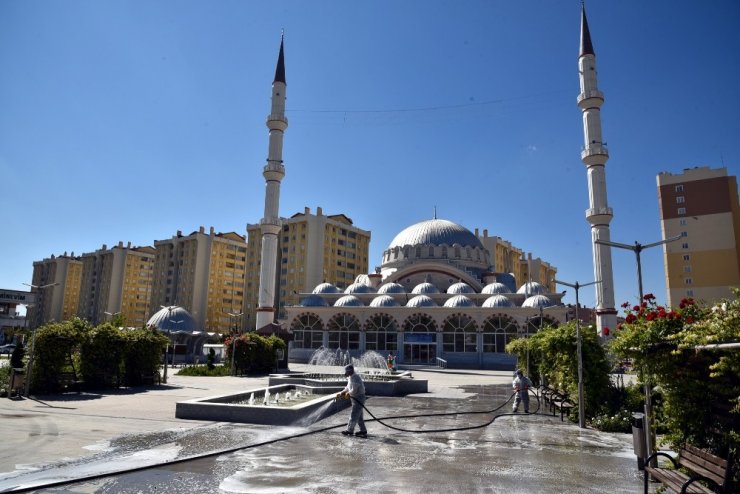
top-left (436, 357), bottom-right (447, 369)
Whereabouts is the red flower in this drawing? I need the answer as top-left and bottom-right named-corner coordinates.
top-left (633, 305), bottom-right (641, 312)
top-left (686, 316), bottom-right (694, 324)
top-left (603, 327), bottom-right (610, 336)
top-left (646, 312), bottom-right (657, 321)
top-left (626, 314), bottom-right (637, 324)
top-left (617, 323), bottom-right (623, 331)
top-left (643, 293), bottom-right (655, 301)
top-left (621, 302), bottom-right (630, 308)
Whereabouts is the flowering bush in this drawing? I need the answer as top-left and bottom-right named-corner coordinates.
top-left (610, 291), bottom-right (739, 458)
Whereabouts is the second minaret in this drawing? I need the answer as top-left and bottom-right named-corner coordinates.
top-left (256, 36), bottom-right (287, 330)
top-left (578, 7), bottom-right (617, 335)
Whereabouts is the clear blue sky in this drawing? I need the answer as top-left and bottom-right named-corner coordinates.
top-left (2, 1), bottom-right (739, 315)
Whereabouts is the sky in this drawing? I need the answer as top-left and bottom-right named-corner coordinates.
top-left (1, 0), bottom-right (739, 316)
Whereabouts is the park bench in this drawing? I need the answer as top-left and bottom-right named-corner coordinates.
top-left (59, 371), bottom-right (83, 393)
top-left (644, 444), bottom-right (733, 494)
top-left (540, 385), bottom-right (574, 421)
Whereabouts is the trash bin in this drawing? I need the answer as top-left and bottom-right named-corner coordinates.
top-left (631, 412), bottom-right (647, 470)
top-left (9, 368), bottom-right (25, 398)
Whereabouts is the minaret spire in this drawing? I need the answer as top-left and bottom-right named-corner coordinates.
top-left (256, 35), bottom-right (288, 330)
top-left (577, 6), bottom-right (617, 336)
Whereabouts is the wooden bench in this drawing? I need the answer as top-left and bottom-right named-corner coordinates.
top-left (59, 372), bottom-right (83, 393)
top-left (644, 444), bottom-right (733, 493)
top-left (540, 385), bottom-right (574, 421)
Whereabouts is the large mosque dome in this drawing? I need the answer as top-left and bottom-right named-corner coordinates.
top-left (387, 219), bottom-right (485, 250)
top-left (146, 306), bottom-right (198, 332)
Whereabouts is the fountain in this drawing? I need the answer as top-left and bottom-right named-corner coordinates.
top-left (269, 348), bottom-right (428, 396)
top-left (176, 349), bottom-right (427, 425)
top-left (176, 384), bottom-right (348, 425)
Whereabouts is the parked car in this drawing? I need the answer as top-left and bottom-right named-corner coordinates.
top-left (0, 344), bottom-right (16, 355)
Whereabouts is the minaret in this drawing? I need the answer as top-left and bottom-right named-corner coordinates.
top-left (256, 35), bottom-right (287, 330)
top-left (578, 6), bottom-right (617, 335)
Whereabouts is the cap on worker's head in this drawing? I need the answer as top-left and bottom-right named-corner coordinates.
top-left (344, 364), bottom-right (354, 376)
top-left (516, 369), bottom-right (523, 376)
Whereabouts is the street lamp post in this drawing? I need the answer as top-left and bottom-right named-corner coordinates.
top-left (227, 312), bottom-right (243, 375)
top-left (594, 235), bottom-right (681, 465)
top-left (103, 311), bottom-right (121, 325)
top-left (21, 282), bottom-right (59, 396)
top-left (159, 305), bottom-right (176, 384)
top-left (168, 319), bottom-right (184, 367)
top-left (555, 279), bottom-right (601, 429)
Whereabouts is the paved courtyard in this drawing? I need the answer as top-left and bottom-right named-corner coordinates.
top-left (0, 366), bottom-right (655, 493)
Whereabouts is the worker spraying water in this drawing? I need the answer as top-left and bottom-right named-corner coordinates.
top-left (336, 364), bottom-right (368, 438)
top-left (512, 369), bottom-right (532, 413)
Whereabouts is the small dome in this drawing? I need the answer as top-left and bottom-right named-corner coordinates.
top-left (146, 306), bottom-right (198, 332)
top-left (517, 282), bottom-right (547, 296)
top-left (482, 282), bottom-right (510, 295)
top-left (369, 295), bottom-right (400, 308)
top-left (345, 283), bottom-right (376, 294)
top-left (447, 282), bottom-right (474, 295)
top-left (412, 282), bottom-right (440, 295)
top-left (406, 295), bottom-right (437, 308)
top-left (521, 294), bottom-right (554, 308)
top-left (444, 295), bottom-right (475, 308)
top-left (377, 282), bottom-right (407, 294)
top-left (482, 295), bottom-right (514, 308)
top-left (313, 283), bottom-right (340, 294)
top-left (299, 295), bottom-right (329, 307)
top-left (334, 295), bottom-right (364, 307)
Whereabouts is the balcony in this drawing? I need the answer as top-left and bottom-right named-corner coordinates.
top-left (577, 89), bottom-right (604, 108)
top-left (580, 143), bottom-right (609, 165)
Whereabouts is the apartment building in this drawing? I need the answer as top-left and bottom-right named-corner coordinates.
top-left (78, 242), bottom-right (155, 326)
top-left (245, 207), bottom-right (371, 325)
top-left (657, 166), bottom-right (740, 306)
top-left (28, 253), bottom-right (83, 328)
top-left (150, 227), bottom-right (247, 333)
top-left (478, 231), bottom-right (557, 292)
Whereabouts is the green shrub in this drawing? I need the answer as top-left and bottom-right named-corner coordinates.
top-left (121, 328), bottom-right (169, 386)
top-left (79, 323), bottom-right (127, 388)
top-left (176, 365), bottom-right (231, 377)
top-left (31, 318), bottom-right (89, 393)
top-left (224, 333), bottom-right (286, 375)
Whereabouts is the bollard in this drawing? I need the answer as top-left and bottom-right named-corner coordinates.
top-left (631, 412), bottom-right (647, 470)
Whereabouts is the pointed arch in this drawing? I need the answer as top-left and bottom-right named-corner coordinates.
top-left (365, 313), bottom-right (399, 352)
top-left (482, 314), bottom-right (518, 353)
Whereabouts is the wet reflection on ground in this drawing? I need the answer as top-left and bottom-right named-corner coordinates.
top-left (1, 384), bottom-right (645, 493)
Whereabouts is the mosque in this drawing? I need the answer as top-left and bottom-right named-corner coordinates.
top-left (258, 5), bottom-right (617, 370)
top-left (285, 217), bottom-right (568, 369)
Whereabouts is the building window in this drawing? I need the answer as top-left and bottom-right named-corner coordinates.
top-left (675, 185), bottom-right (684, 192)
top-left (685, 278), bottom-right (693, 285)
top-left (678, 207), bottom-right (686, 215)
top-left (365, 314), bottom-right (398, 352)
top-left (683, 255), bottom-right (690, 261)
top-left (442, 314), bottom-right (477, 352)
top-left (687, 289), bottom-right (694, 297)
top-left (482, 316), bottom-right (518, 353)
top-left (676, 196), bottom-right (685, 204)
top-left (681, 231), bottom-right (688, 237)
top-left (328, 313), bottom-right (360, 350)
top-left (682, 243), bottom-right (689, 249)
top-left (290, 314), bottom-right (324, 349)
top-left (679, 219), bottom-right (687, 226)
top-left (683, 266), bottom-right (691, 273)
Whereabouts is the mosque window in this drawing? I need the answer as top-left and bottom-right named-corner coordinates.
top-left (442, 315), bottom-right (477, 352)
top-left (429, 246), bottom-right (434, 257)
top-left (403, 314), bottom-right (436, 334)
top-left (416, 247), bottom-right (422, 258)
top-left (365, 314), bottom-right (398, 352)
top-left (454, 247), bottom-right (461, 258)
top-left (482, 316), bottom-right (518, 353)
top-left (290, 314), bottom-right (324, 349)
top-left (328, 313), bottom-right (360, 350)
top-left (442, 247), bottom-right (448, 258)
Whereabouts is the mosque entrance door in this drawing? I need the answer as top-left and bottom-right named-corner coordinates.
top-left (403, 333), bottom-right (436, 364)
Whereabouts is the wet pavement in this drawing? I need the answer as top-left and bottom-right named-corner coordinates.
top-left (0, 367), bottom-right (654, 493)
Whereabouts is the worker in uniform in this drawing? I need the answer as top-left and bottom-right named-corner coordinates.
top-left (337, 364), bottom-right (368, 437)
top-left (512, 369), bottom-right (532, 413)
